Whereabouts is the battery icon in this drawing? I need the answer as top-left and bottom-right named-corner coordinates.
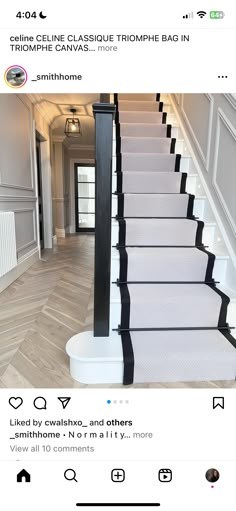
top-left (210, 11), bottom-right (225, 18)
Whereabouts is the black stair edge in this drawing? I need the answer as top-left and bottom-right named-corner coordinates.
top-left (156, 93), bottom-right (161, 101)
top-left (159, 102), bottom-right (164, 112)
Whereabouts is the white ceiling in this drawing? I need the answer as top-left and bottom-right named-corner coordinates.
top-left (30, 93), bottom-right (100, 146)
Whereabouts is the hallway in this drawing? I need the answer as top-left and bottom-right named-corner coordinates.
top-left (0, 235), bottom-right (94, 388)
top-left (0, 235), bottom-right (235, 388)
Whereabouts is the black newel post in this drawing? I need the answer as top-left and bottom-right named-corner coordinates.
top-left (93, 102), bottom-right (116, 337)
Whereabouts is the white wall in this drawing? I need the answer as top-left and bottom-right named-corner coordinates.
top-left (0, 94), bottom-right (39, 262)
top-left (172, 94), bottom-right (236, 255)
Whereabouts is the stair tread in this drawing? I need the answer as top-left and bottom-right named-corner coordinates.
top-left (129, 329), bottom-right (236, 355)
top-left (129, 330), bottom-right (236, 383)
top-left (122, 218), bottom-right (201, 246)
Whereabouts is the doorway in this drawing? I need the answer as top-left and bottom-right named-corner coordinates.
top-left (74, 163), bottom-right (95, 232)
top-left (36, 137), bottom-right (44, 249)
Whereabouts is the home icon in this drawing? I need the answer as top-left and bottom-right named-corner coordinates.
top-left (17, 469), bottom-right (31, 483)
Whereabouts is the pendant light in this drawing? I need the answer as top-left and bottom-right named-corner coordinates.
top-left (64, 108), bottom-right (81, 137)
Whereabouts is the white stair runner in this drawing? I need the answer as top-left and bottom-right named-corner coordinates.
top-left (121, 136), bottom-right (174, 153)
top-left (118, 247), bottom-right (212, 282)
top-left (120, 193), bottom-right (192, 217)
top-left (130, 330), bottom-right (236, 383)
top-left (119, 218), bottom-right (202, 246)
top-left (119, 171), bottom-right (186, 193)
top-left (121, 153), bottom-right (180, 172)
top-left (119, 123), bottom-right (170, 138)
top-left (122, 283), bottom-right (224, 329)
top-left (113, 93), bottom-right (236, 384)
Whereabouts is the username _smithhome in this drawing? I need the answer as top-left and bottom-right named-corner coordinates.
top-left (31, 73), bottom-right (83, 81)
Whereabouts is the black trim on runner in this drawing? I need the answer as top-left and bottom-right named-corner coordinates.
top-left (116, 172), bottom-right (123, 193)
top-left (180, 173), bottom-right (187, 193)
top-left (159, 102), bottom-right (163, 112)
top-left (118, 219), bottom-right (126, 245)
top-left (207, 284), bottom-right (230, 327)
top-left (170, 138), bottom-right (176, 154)
top-left (187, 194), bottom-right (195, 217)
top-left (195, 220), bottom-right (204, 245)
top-left (116, 153), bottom-right (122, 172)
top-left (121, 331), bottom-right (134, 385)
top-left (120, 284), bottom-right (131, 330)
top-left (197, 246), bottom-right (216, 282)
top-left (116, 121), bottom-right (120, 141)
top-left (117, 194), bottom-right (124, 217)
top-left (162, 112), bottom-right (167, 124)
top-left (118, 247), bottom-right (128, 282)
top-left (174, 154), bottom-right (181, 172)
top-left (156, 93), bottom-right (160, 101)
top-left (166, 124), bottom-right (172, 138)
top-left (116, 136), bottom-right (121, 155)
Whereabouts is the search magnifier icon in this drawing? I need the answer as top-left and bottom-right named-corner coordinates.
top-left (64, 469), bottom-right (78, 482)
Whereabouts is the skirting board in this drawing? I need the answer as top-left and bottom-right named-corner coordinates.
top-left (66, 331), bottom-right (124, 384)
top-left (0, 247), bottom-right (39, 293)
top-left (55, 228), bottom-right (66, 238)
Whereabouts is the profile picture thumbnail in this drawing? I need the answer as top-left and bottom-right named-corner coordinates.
top-left (4, 65), bottom-right (27, 88)
top-left (205, 468), bottom-right (220, 483)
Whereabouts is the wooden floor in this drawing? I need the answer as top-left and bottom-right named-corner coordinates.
top-left (0, 234), bottom-right (235, 388)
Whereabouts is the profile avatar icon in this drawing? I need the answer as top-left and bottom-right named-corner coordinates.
top-left (4, 65), bottom-right (27, 88)
top-left (205, 468), bottom-right (220, 483)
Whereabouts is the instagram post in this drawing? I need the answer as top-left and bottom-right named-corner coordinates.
top-left (0, 1), bottom-right (236, 509)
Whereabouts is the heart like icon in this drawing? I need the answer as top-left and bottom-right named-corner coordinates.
top-left (9, 397), bottom-right (23, 410)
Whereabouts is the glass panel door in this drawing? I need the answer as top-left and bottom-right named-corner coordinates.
top-left (75, 164), bottom-right (95, 232)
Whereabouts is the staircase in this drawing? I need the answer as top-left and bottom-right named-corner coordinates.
top-left (110, 93), bottom-right (236, 384)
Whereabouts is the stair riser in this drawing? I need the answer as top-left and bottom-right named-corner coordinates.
top-left (111, 251), bottom-right (211, 283)
top-left (116, 153), bottom-right (179, 173)
top-left (110, 283), bottom-right (224, 329)
top-left (118, 93), bottom-right (157, 101)
top-left (112, 194), bottom-right (191, 218)
top-left (112, 219), bottom-right (201, 247)
top-left (115, 124), bottom-right (169, 138)
top-left (118, 100), bottom-right (162, 112)
top-left (120, 137), bottom-right (173, 154)
top-left (118, 112), bottom-right (165, 124)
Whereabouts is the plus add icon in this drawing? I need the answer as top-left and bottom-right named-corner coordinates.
top-left (111, 468), bottom-right (125, 482)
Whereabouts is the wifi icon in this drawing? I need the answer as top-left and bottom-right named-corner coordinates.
top-left (197, 10), bottom-right (207, 18)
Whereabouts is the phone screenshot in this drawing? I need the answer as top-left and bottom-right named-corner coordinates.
top-left (0, 2), bottom-right (236, 509)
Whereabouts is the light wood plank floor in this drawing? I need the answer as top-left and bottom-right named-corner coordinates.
top-left (0, 234), bottom-right (235, 388)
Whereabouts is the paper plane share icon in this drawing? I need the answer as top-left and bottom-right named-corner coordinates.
top-left (58, 397), bottom-right (71, 409)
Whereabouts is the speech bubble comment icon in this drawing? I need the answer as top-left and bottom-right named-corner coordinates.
top-left (33, 396), bottom-right (47, 410)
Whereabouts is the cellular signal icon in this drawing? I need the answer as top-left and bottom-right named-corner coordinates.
top-left (183, 12), bottom-right (194, 19)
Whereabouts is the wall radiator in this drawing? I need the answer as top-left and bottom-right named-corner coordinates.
top-left (0, 212), bottom-right (17, 278)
